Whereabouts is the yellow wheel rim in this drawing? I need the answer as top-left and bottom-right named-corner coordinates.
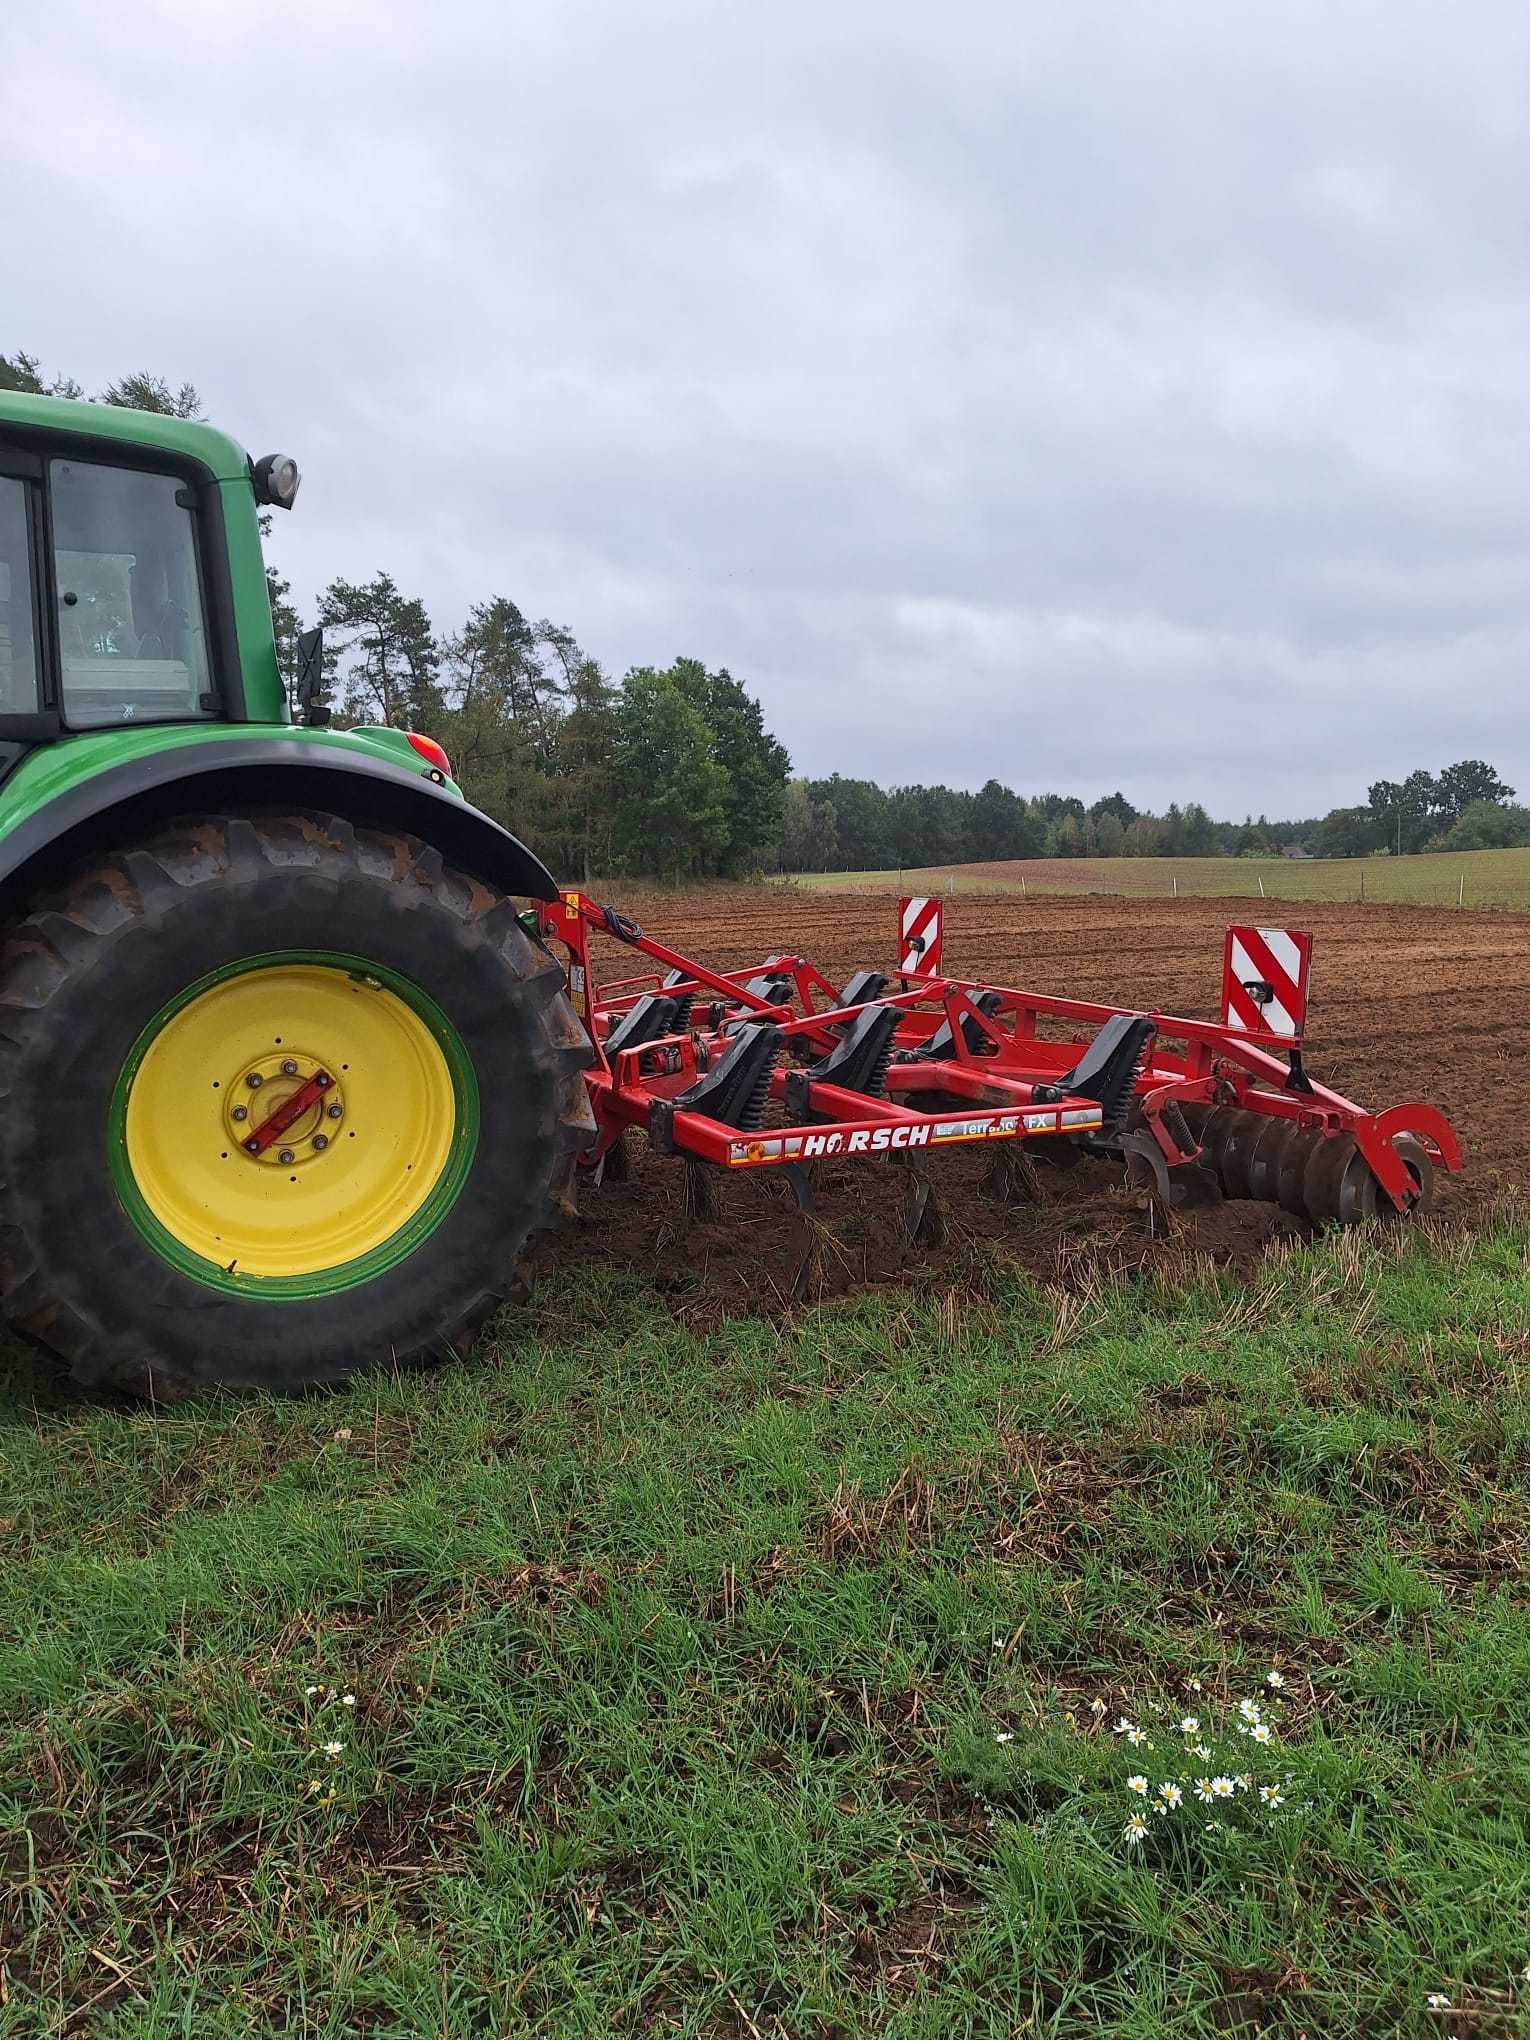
top-left (121, 959), bottom-right (466, 1284)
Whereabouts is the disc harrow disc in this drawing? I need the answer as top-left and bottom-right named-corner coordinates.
top-left (1179, 1106), bottom-right (1434, 1228)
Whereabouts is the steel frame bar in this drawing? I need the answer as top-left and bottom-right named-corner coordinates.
top-left (536, 890), bottom-right (1462, 1210)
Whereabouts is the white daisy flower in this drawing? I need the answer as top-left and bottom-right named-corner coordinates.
top-left (1114, 1717), bottom-right (1136, 1736)
top-left (1157, 1782), bottom-right (1183, 1809)
top-left (322, 1740), bottom-right (343, 1757)
top-left (1211, 1776), bottom-right (1236, 1799)
top-left (1126, 1775), bottom-right (1149, 1796)
top-left (1193, 1743), bottom-right (1212, 1760)
top-left (994, 1731), bottom-right (1014, 1744)
top-left (1259, 1786), bottom-right (1285, 1806)
top-left (1194, 1778), bottom-right (1215, 1803)
top-left (1125, 1726), bottom-right (1147, 1747)
top-left (1179, 1716), bottom-right (1199, 1734)
top-left (1123, 1812), bottom-right (1149, 1845)
top-left (1238, 1698), bottom-right (1262, 1724)
top-left (1249, 1722), bottom-right (1273, 1746)
top-left (1089, 1698), bottom-right (1107, 1716)
top-left (341, 1693), bottom-right (356, 1707)
top-left (1265, 1670), bottom-right (1286, 1688)
top-left (1425, 1994), bottom-right (1451, 2010)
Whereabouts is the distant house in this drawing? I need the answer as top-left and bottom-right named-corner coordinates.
top-left (1279, 843), bottom-right (1315, 860)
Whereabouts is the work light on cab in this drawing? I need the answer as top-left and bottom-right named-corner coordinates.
top-left (252, 452), bottom-right (301, 510)
top-left (406, 731), bottom-right (452, 779)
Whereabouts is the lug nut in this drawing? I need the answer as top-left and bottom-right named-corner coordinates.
top-left (231, 1105), bottom-right (248, 1122)
top-left (312, 1134), bottom-right (328, 1151)
top-left (244, 1137), bottom-right (260, 1153)
top-left (278, 1147), bottom-right (296, 1165)
top-left (314, 1071), bottom-right (331, 1090)
top-left (246, 1071), bottom-right (263, 1089)
top-left (326, 1103), bottom-right (342, 1119)
top-left (281, 1059), bottom-right (298, 1077)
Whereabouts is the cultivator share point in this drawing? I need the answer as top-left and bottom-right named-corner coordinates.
top-left (0, 388), bottom-right (1464, 1395)
top-left (538, 891), bottom-right (1462, 1286)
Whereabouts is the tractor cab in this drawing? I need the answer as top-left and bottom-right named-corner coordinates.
top-left (0, 453), bottom-right (214, 729)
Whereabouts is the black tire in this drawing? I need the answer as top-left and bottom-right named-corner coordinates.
top-left (0, 811), bottom-right (593, 1397)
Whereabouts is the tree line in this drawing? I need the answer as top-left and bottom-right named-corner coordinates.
top-left (307, 572), bottom-right (788, 880)
top-left (6, 349), bottom-right (1525, 875)
top-left (1312, 763), bottom-right (1528, 857)
top-left (779, 781), bottom-right (1322, 871)
top-left (783, 760), bottom-right (1526, 872)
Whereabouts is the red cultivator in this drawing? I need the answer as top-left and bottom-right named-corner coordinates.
top-left (538, 891), bottom-right (1462, 1274)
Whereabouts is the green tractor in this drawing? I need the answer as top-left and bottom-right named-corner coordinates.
top-left (0, 392), bottom-right (592, 1396)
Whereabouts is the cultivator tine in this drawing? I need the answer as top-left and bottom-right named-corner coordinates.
top-left (683, 1163), bottom-right (719, 1221)
top-left (899, 1154), bottom-right (945, 1247)
top-left (982, 1146), bottom-right (1044, 1205)
top-left (1118, 1121), bottom-right (1222, 1220)
top-left (592, 1132), bottom-right (631, 1189)
top-left (780, 1162), bottom-right (820, 1300)
top-left (1118, 1129), bottom-right (1175, 1211)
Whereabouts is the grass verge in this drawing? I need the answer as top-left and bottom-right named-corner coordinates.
top-left (1, 1217), bottom-right (1527, 2035)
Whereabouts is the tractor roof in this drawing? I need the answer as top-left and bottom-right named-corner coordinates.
top-left (0, 389), bottom-right (252, 483)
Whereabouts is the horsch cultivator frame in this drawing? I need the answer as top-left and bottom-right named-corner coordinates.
top-left (538, 892), bottom-right (1462, 1274)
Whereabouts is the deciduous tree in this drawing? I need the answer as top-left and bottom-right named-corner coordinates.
top-left (611, 668), bottom-right (731, 879)
top-left (1436, 760), bottom-right (1515, 823)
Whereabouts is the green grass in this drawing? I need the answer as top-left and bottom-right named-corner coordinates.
top-left (2, 1219), bottom-right (1528, 2035)
top-left (788, 846), bottom-right (1530, 910)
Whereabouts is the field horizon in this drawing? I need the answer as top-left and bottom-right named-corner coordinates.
top-left (786, 845), bottom-right (1530, 912)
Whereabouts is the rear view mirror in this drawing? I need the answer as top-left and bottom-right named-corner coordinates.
top-left (294, 626), bottom-right (329, 725)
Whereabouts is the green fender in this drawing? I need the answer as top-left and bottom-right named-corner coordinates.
top-left (0, 724), bottom-right (561, 913)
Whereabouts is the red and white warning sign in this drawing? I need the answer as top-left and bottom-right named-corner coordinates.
top-left (898, 896), bottom-right (944, 977)
top-left (1221, 926), bottom-right (1312, 1039)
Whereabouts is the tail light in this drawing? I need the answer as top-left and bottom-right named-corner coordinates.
top-left (406, 731), bottom-right (452, 778)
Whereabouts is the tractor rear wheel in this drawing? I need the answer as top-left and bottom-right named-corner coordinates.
top-left (0, 812), bottom-right (592, 1396)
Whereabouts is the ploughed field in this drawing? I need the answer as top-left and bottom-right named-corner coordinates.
top-left (544, 885), bottom-right (1530, 1316)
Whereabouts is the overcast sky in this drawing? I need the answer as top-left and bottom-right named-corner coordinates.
top-left (7, 1), bottom-right (1528, 816)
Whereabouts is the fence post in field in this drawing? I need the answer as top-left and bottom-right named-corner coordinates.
top-left (1459, 872), bottom-right (1465, 908)
top-left (1258, 875), bottom-right (1266, 898)
top-left (1360, 868), bottom-right (1365, 902)
top-left (1173, 875), bottom-right (1179, 898)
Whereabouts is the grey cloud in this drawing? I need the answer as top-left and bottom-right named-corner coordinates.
top-left (6, 0), bottom-right (1528, 815)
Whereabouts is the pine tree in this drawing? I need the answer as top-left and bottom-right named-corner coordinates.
top-left (318, 573), bottom-right (441, 726)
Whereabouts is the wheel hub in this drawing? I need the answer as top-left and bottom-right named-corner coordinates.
top-left (225, 1049), bottom-right (346, 1166)
top-left (115, 955), bottom-right (471, 1287)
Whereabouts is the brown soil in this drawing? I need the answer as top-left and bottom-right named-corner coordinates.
top-left (536, 885), bottom-right (1530, 1316)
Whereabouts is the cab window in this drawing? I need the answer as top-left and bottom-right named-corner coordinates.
top-left (0, 477), bottom-right (40, 714)
top-left (50, 459), bottom-right (213, 728)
